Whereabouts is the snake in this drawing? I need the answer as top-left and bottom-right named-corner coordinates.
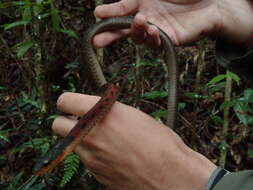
top-left (33, 16), bottom-right (178, 175)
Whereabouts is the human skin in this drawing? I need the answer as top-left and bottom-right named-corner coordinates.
top-left (52, 0), bottom-right (253, 190)
top-left (53, 93), bottom-right (216, 190)
top-left (93, 0), bottom-right (253, 47)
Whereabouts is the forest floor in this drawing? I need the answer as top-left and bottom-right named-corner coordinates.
top-left (0, 0), bottom-right (253, 189)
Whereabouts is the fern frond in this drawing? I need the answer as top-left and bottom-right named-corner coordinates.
top-left (60, 153), bottom-right (80, 188)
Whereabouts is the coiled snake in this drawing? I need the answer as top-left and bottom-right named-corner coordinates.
top-left (33, 16), bottom-right (178, 175)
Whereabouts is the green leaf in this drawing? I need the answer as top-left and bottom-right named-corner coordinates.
top-left (208, 82), bottom-right (225, 94)
top-left (0, 155), bottom-right (6, 161)
top-left (60, 29), bottom-right (79, 39)
top-left (207, 74), bottom-right (226, 86)
top-left (33, 2), bottom-right (44, 16)
top-left (27, 183), bottom-right (46, 190)
top-left (234, 103), bottom-right (253, 126)
top-left (0, 133), bottom-right (9, 142)
top-left (244, 89), bottom-right (253, 103)
top-left (0, 86), bottom-right (6, 90)
top-left (219, 141), bottom-right (229, 151)
top-left (22, 6), bottom-right (32, 22)
top-left (151, 110), bottom-right (168, 118)
top-left (7, 172), bottom-right (23, 190)
top-left (178, 102), bottom-right (186, 111)
top-left (227, 71), bottom-right (240, 85)
top-left (227, 71), bottom-right (241, 82)
top-left (0, 1), bottom-right (28, 8)
top-left (220, 100), bottom-right (237, 109)
top-left (135, 59), bottom-right (155, 67)
top-left (4, 20), bottom-right (29, 30)
top-left (210, 115), bottom-right (223, 125)
top-left (37, 13), bottom-right (50, 20)
top-left (143, 91), bottom-right (167, 100)
top-left (60, 153), bottom-right (80, 187)
top-left (21, 176), bottom-right (39, 190)
top-left (248, 150), bottom-right (253, 158)
top-left (16, 41), bottom-right (34, 58)
top-left (50, 3), bottom-right (60, 31)
top-left (47, 114), bottom-right (59, 120)
top-left (24, 138), bottom-right (50, 154)
top-left (184, 92), bottom-right (207, 99)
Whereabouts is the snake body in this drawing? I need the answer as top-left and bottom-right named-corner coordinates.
top-left (83, 16), bottom-right (178, 127)
top-left (33, 84), bottom-right (119, 175)
top-left (33, 16), bottom-right (178, 175)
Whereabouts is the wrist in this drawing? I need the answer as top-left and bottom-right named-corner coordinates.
top-left (160, 129), bottom-right (217, 190)
top-left (180, 149), bottom-right (217, 190)
top-left (216, 0), bottom-right (253, 45)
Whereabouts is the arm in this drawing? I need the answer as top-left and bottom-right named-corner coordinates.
top-left (52, 0), bottom-right (253, 190)
top-left (94, 0), bottom-right (253, 85)
top-left (93, 0), bottom-right (253, 47)
top-left (53, 92), bottom-right (217, 190)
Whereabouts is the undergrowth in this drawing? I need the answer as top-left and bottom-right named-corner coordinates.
top-left (0, 0), bottom-right (253, 189)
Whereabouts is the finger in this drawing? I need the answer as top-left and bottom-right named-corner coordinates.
top-left (52, 116), bottom-right (93, 157)
top-left (52, 116), bottom-right (93, 158)
top-left (56, 92), bottom-right (100, 116)
top-left (56, 92), bottom-right (126, 119)
top-left (94, 0), bottom-right (138, 19)
top-left (52, 116), bottom-right (104, 175)
top-left (52, 116), bottom-right (115, 177)
top-left (52, 116), bottom-right (77, 137)
top-left (52, 115), bottom-right (103, 150)
top-left (130, 14), bottom-right (147, 44)
top-left (93, 29), bottom-right (130, 48)
top-left (146, 25), bottom-right (161, 48)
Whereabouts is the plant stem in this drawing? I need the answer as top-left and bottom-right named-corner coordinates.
top-left (219, 71), bottom-right (232, 167)
top-left (194, 41), bottom-right (206, 135)
top-left (32, 11), bottom-right (46, 113)
top-left (95, 0), bottom-right (104, 67)
top-left (134, 45), bottom-right (142, 107)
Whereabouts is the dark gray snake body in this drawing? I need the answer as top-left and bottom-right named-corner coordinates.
top-left (83, 16), bottom-right (178, 128)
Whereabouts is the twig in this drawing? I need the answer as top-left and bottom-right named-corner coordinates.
top-left (133, 45), bottom-right (142, 107)
top-left (219, 71), bottom-right (232, 167)
top-left (17, 175), bottom-right (38, 190)
top-left (178, 113), bottom-right (200, 139)
top-left (194, 41), bottom-right (206, 126)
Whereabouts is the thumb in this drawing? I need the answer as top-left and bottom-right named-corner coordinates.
top-left (94, 0), bottom-right (138, 19)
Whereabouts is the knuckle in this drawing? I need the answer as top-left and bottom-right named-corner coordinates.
top-left (83, 135), bottom-right (98, 149)
top-left (118, 2), bottom-right (128, 14)
top-left (85, 156), bottom-right (101, 173)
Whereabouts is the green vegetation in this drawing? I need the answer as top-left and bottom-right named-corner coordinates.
top-left (0, 0), bottom-right (252, 189)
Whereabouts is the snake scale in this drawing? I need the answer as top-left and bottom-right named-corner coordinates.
top-left (33, 16), bottom-right (178, 175)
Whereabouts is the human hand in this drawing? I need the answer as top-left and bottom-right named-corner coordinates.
top-left (93, 0), bottom-right (253, 48)
top-left (52, 92), bottom-right (216, 190)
